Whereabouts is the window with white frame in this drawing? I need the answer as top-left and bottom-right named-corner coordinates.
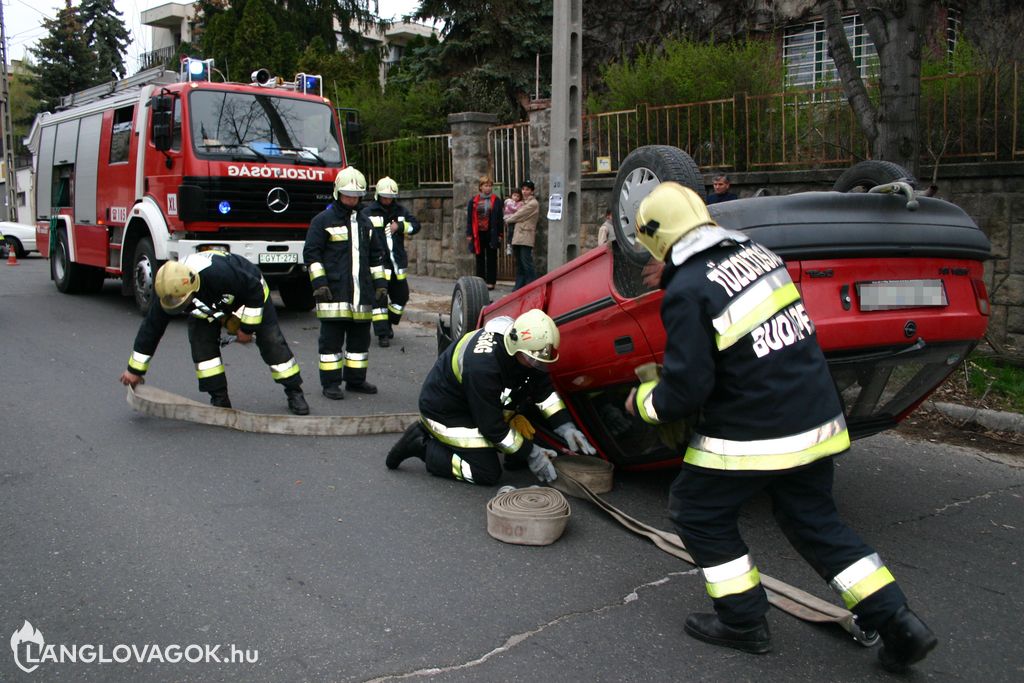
top-left (783, 14), bottom-right (878, 89)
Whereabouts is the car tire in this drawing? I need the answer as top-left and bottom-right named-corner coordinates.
top-left (131, 237), bottom-right (160, 314)
top-left (52, 229), bottom-right (104, 293)
top-left (450, 276), bottom-right (490, 341)
top-left (6, 236), bottom-right (26, 260)
top-left (612, 145), bottom-right (704, 265)
top-left (832, 160), bottom-right (917, 193)
top-left (278, 276), bottom-right (315, 311)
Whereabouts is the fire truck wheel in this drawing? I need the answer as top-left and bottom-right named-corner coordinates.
top-left (52, 228), bottom-right (104, 294)
top-left (132, 237), bottom-right (160, 314)
top-left (277, 277), bottom-right (315, 311)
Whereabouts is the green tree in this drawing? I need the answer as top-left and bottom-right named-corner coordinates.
top-left (195, 0), bottom-right (382, 82)
top-left (590, 38), bottom-right (783, 111)
top-left (28, 0), bottom-right (96, 112)
top-left (8, 67), bottom-right (40, 158)
top-left (411, 0), bottom-right (553, 120)
top-left (79, 0), bottom-right (131, 81)
top-left (230, 0), bottom-right (296, 79)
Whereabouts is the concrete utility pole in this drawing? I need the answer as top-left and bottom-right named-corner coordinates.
top-left (546, 0), bottom-right (582, 270)
top-left (0, 0), bottom-right (17, 223)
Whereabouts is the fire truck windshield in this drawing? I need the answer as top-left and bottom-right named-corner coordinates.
top-left (189, 90), bottom-right (342, 165)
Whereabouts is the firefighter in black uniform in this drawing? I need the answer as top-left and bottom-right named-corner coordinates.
top-left (626, 182), bottom-right (936, 672)
top-left (385, 309), bottom-right (596, 485)
top-left (361, 176), bottom-right (421, 348)
top-left (304, 166), bottom-right (386, 399)
top-left (118, 251), bottom-right (309, 415)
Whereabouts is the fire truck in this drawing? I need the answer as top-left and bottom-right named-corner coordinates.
top-left (26, 59), bottom-right (346, 313)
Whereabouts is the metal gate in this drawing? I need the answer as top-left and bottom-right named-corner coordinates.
top-left (487, 122), bottom-right (530, 281)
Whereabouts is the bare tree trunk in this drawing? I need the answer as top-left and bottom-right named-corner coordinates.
top-left (823, 0), bottom-right (928, 174)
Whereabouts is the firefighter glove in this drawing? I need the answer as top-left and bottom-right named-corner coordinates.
top-left (508, 413), bottom-right (536, 440)
top-left (375, 287), bottom-right (388, 301)
top-left (554, 423), bottom-right (596, 455)
top-left (313, 286), bottom-right (333, 303)
top-left (527, 445), bottom-right (558, 483)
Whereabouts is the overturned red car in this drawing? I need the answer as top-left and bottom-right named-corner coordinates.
top-left (439, 147), bottom-right (991, 470)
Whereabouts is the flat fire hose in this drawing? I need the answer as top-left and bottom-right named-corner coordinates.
top-left (127, 385), bottom-right (417, 436)
top-left (551, 467), bottom-right (879, 647)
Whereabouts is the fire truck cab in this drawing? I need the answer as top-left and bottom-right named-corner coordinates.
top-left (25, 60), bottom-right (345, 313)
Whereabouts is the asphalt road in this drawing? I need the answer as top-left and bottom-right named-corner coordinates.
top-left (2, 257), bottom-right (1022, 682)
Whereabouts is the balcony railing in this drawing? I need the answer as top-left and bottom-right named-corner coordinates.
top-left (138, 46), bottom-right (177, 71)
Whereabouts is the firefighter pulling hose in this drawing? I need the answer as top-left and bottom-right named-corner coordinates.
top-left (119, 252), bottom-right (310, 415)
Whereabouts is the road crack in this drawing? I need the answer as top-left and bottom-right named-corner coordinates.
top-left (361, 570), bottom-right (698, 683)
top-left (889, 483), bottom-right (1024, 526)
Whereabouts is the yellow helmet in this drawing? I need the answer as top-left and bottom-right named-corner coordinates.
top-left (504, 309), bottom-right (560, 364)
top-left (154, 260), bottom-right (200, 313)
top-left (334, 166), bottom-right (367, 199)
top-left (375, 176), bottom-right (399, 199)
top-left (634, 182), bottom-right (716, 261)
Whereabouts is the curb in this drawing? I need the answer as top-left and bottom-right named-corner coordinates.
top-left (926, 401), bottom-right (1024, 433)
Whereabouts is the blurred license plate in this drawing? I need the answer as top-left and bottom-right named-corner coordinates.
top-left (857, 279), bottom-right (947, 311)
top-left (258, 252), bottom-right (298, 264)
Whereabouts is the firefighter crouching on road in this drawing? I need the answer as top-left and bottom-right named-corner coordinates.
top-left (625, 182), bottom-right (937, 672)
top-left (119, 251), bottom-right (309, 415)
top-left (304, 166), bottom-right (387, 400)
top-left (361, 176), bottom-right (421, 348)
top-left (386, 309), bottom-right (596, 485)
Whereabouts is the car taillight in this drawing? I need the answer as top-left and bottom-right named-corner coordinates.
top-left (971, 278), bottom-right (990, 316)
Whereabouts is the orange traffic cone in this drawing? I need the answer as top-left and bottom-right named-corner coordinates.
top-left (6, 242), bottom-right (17, 266)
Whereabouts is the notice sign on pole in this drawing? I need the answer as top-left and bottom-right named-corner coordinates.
top-left (547, 194), bottom-right (563, 221)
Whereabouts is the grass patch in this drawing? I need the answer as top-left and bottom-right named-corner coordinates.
top-left (965, 356), bottom-right (1024, 413)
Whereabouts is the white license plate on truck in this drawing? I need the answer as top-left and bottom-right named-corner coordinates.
top-left (258, 252), bottom-right (298, 264)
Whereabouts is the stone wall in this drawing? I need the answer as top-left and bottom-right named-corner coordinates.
top-left (401, 132), bottom-right (1022, 347)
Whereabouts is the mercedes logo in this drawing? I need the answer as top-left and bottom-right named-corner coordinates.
top-left (904, 320), bottom-right (917, 338)
top-left (266, 187), bottom-right (290, 214)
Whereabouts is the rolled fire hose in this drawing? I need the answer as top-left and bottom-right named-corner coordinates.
top-left (552, 465), bottom-right (878, 647)
top-left (486, 487), bottom-right (571, 546)
top-left (127, 385), bottom-right (417, 436)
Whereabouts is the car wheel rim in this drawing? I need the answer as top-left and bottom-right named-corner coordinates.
top-left (452, 290), bottom-right (465, 336)
top-left (617, 167), bottom-right (660, 248)
top-left (135, 254), bottom-right (154, 306)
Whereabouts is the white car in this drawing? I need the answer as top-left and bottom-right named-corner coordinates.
top-left (0, 221), bottom-right (38, 258)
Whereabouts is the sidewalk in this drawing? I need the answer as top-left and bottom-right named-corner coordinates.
top-left (403, 275), bottom-right (515, 326)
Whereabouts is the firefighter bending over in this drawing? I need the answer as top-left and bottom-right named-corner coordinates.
top-left (362, 176), bottom-right (421, 348)
top-left (386, 309), bottom-right (595, 485)
top-left (119, 251), bottom-right (309, 415)
top-left (304, 166), bottom-right (387, 399)
top-left (626, 182), bottom-right (937, 672)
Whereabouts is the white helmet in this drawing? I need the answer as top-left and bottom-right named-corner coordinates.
top-left (375, 176), bottom-right (399, 199)
top-left (504, 309), bottom-right (560, 364)
top-left (334, 166), bottom-right (367, 199)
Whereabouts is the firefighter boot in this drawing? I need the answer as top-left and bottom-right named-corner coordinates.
top-left (378, 335), bottom-right (391, 348)
top-left (285, 388), bottom-right (310, 416)
top-left (877, 606), bottom-right (937, 673)
top-left (684, 613), bottom-right (771, 654)
top-left (322, 385), bottom-right (345, 400)
top-left (209, 389), bottom-right (232, 409)
top-left (386, 422), bottom-right (427, 470)
top-left (347, 380), bottom-right (378, 394)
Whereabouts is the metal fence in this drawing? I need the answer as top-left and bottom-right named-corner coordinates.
top-left (353, 133), bottom-right (453, 191)
top-left (486, 122), bottom-right (531, 280)
top-left (354, 64), bottom-right (1023, 188)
